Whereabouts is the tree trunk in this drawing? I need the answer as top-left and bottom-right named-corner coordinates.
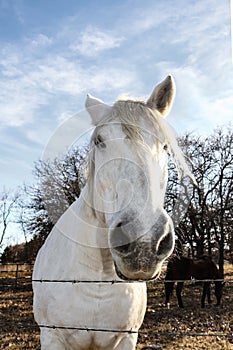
top-left (218, 236), bottom-right (225, 277)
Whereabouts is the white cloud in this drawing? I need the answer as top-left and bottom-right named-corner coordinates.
top-left (0, 35), bottom-right (137, 129)
top-left (202, 94), bottom-right (233, 128)
top-left (30, 34), bottom-right (53, 48)
top-left (70, 26), bottom-right (124, 57)
top-left (0, 68), bottom-right (49, 127)
top-left (0, 0), bottom-right (232, 150)
top-left (166, 1), bottom-right (231, 75)
top-left (156, 63), bottom-right (233, 135)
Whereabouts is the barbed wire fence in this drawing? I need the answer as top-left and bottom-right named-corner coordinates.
top-left (1, 319), bottom-right (233, 340)
top-left (0, 264), bottom-right (233, 348)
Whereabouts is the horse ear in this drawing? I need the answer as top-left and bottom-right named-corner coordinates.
top-left (147, 75), bottom-right (176, 117)
top-left (85, 94), bottom-right (112, 125)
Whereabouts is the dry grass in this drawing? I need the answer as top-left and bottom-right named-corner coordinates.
top-left (0, 290), bottom-right (40, 349)
top-left (137, 263), bottom-right (233, 349)
top-left (0, 264), bottom-right (232, 349)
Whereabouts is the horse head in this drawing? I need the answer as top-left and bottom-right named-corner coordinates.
top-left (85, 76), bottom-right (192, 281)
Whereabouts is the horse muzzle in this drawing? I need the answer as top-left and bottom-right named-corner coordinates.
top-left (109, 213), bottom-right (175, 280)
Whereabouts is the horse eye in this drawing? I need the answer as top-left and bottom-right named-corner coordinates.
top-left (94, 135), bottom-right (106, 148)
top-left (163, 144), bottom-right (168, 151)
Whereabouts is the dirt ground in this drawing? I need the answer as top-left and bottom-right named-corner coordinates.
top-left (0, 264), bottom-right (232, 350)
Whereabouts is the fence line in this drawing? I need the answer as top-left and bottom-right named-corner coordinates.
top-left (0, 263), bottom-right (34, 272)
top-left (1, 321), bottom-right (232, 340)
top-left (1, 275), bottom-right (232, 291)
top-left (28, 279), bottom-right (233, 341)
top-left (36, 324), bottom-right (233, 339)
top-left (0, 266), bottom-right (232, 292)
top-left (32, 278), bottom-right (228, 284)
top-left (1, 265), bottom-right (233, 345)
top-left (0, 263), bottom-right (33, 290)
top-left (0, 263), bottom-right (232, 286)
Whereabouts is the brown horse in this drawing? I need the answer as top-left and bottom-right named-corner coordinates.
top-left (164, 256), bottom-right (225, 308)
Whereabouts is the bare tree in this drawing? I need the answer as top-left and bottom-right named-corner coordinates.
top-left (0, 189), bottom-right (20, 250)
top-left (26, 146), bottom-right (87, 240)
top-left (14, 187), bottom-right (32, 262)
top-left (169, 125), bottom-right (232, 275)
top-left (208, 127), bottom-right (233, 275)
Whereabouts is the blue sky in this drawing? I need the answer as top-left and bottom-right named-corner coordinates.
top-left (0, 0), bottom-right (232, 190)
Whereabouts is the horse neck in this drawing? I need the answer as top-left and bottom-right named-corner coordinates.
top-left (74, 185), bottom-right (117, 280)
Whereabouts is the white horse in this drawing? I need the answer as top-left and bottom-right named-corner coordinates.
top-left (33, 76), bottom-right (194, 349)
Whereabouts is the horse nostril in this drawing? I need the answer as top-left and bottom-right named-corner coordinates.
top-left (157, 232), bottom-right (174, 257)
top-left (111, 222), bottom-right (131, 255)
top-left (115, 242), bottom-right (131, 254)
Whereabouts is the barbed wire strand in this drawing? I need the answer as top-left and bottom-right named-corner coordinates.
top-left (31, 278), bottom-right (231, 284)
top-left (1, 322), bottom-right (233, 339)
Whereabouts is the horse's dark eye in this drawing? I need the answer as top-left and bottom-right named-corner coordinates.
top-left (163, 144), bottom-right (168, 151)
top-left (94, 135), bottom-right (106, 148)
